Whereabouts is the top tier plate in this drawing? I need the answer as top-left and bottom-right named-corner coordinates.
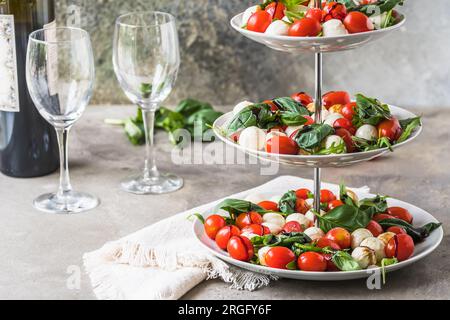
top-left (230, 13), bottom-right (405, 53)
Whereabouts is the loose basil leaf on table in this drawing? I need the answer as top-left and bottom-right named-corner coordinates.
top-left (293, 124), bottom-right (334, 151)
top-left (397, 117), bottom-right (422, 143)
top-left (186, 109), bottom-right (224, 140)
top-left (278, 191), bottom-right (298, 215)
top-left (353, 94), bottom-right (392, 127)
top-left (175, 98), bottom-right (213, 118)
top-left (378, 218), bottom-right (442, 243)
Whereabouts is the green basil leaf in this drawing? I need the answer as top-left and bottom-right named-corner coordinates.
top-left (280, 112), bottom-right (308, 126)
top-left (378, 218), bottom-right (442, 243)
top-left (217, 199), bottom-right (266, 218)
top-left (175, 98), bottom-right (213, 118)
top-left (397, 117), bottom-right (421, 143)
top-left (332, 251), bottom-right (361, 271)
top-left (315, 204), bottom-right (373, 233)
top-left (273, 97), bottom-right (310, 113)
top-left (227, 108), bottom-right (258, 133)
top-left (359, 195), bottom-right (388, 217)
top-left (278, 191), bottom-right (298, 214)
top-left (293, 124), bottom-right (334, 151)
top-left (353, 94), bottom-right (392, 126)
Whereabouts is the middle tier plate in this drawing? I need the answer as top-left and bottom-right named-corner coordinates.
top-left (213, 105), bottom-right (422, 168)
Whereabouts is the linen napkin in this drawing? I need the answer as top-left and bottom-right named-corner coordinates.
top-left (83, 176), bottom-right (370, 300)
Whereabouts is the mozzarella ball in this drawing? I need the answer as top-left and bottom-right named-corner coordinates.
top-left (322, 19), bottom-right (349, 37)
top-left (378, 232), bottom-right (396, 246)
top-left (242, 5), bottom-right (260, 26)
top-left (345, 189), bottom-right (359, 204)
top-left (263, 213), bottom-right (286, 234)
top-left (352, 247), bottom-right (377, 269)
top-left (356, 124), bottom-right (378, 141)
top-left (258, 246), bottom-right (272, 266)
top-left (233, 101), bottom-right (254, 116)
top-left (266, 131), bottom-right (287, 142)
top-left (360, 237), bottom-right (386, 262)
top-left (323, 113), bottom-right (344, 127)
top-left (304, 227), bottom-right (325, 242)
top-left (244, 193), bottom-right (267, 204)
top-left (241, 232), bottom-right (259, 240)
top-left (285, 126), bottom-right (303, 138)
top-left (351, 228), bottom-right (373, 249)
top-left (286, 213), bottom-right (312, 230)
top-left (265, 20), bottom-right (289, 36)
top-left (238, 126), bottom-right (267, 151)
top-left (263, 222), bottom-right (283, 235)
top-left (324, 135), bottom-right (345, 151)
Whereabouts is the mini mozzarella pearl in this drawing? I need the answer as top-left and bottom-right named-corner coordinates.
top-left (352, 247), bottom-right (377, 269)
top-left (239, 126), bottom-right (267, 151)
top-left (351, 228), bottom-right (373, 249)
top-left (233, 101), bottom-right (254, 116)
top-left (242, 5), bottom-right (260, 26)
top-left (360, 237), bottom-right (386, 262)
top-left (265, 20), bottom-right (290, 36)
top-left (285, 126), bottom-right (303, 138)
top-left (266, 131), bottom-right (287, 142)
top-left (286, 213), bottom-right (311, 229)
top-left (377, 232), bottom-right (396, 246)
top-left (263, 212), bottom-right (286, 226)
top-left (304, 227), bottom-right (325, 242)
top-left (324, 135), bottom-right (345, 150)
top-left (244, 193), bottom-right (267, 204)
top-left (356, 124), bottom-right (379, 141)
top-left (322, 19), bottom-right (349, 37)
top-left (262, 222), bottom-right (283, 235)
top-left (323, 113), bottom-right (344, 127)
top-left (258, 246), bottom-right (272, 266)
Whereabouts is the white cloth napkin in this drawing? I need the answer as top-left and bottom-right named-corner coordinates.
top-left (84, 176), bottom-right (370, 300)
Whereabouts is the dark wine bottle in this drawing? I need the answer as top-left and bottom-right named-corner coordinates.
top-left (0, 0), bottom-right (59, 178)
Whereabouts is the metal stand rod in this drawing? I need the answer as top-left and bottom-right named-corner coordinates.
top-left (313, 51), bottom-right (323, 214)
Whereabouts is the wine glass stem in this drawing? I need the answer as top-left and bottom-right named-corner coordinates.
top-left (142, 108), bottom-right (160, 180)
top-left (55, 127), bottom-right (73, 197)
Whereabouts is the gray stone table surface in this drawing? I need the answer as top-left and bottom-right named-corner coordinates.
top-left (0, 105), bottom-right (449, 300)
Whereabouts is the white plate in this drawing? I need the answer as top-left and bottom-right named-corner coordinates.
top-left (193, 191), bottom-right (443, 281)
top-left (213, 105), bottom-right (422, 168)
top-left (231, 13), bottom-right (405, 53)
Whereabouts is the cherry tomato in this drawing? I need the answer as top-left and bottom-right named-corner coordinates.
top-left (291, 92), bottom-right (313, 106)
top-left (328, 200), bottom-right (344, 211)
top-left (323, 253), bottom-right (340, 271)
top-left (263, 100), bottom-right (278, 112)
top-left (335, 128), bottom-right (356, 153)
top-left (230, 131), bottom-right (240, 143)
top-left (296, 188), bottom-right (312, 200)
top-left (385, 234), bottom-right (415, 262)
top-left (288, 18), bottom-right (322, 37)
top-left (387, 226), bottom-right (407, 235)
top-left (204, 215), bottom-right (227, 239)
top-left (258, 201), bottom-right (278, 212)
top-left (320, 189), bottom-right (337, 203)
top-left (323, 91), bottom-right (351, 109)
top-left (341, 102), bottom-right (357, 121)
top-left (283, 221), bottom-right (304, 233)
top-left (266, 136), bottom-right (300, 155)
top-left (303, 115), bottom-right (315, 126)
top-left (366, 220), bottom-right (383, 237)
top-left (227, 236), bottom-right (254, 262)
top-left (265, 247), bottom-right (297, 269)
top-left (325, 227), bottom-right (352, 249)
top-left (373, 213), bottom-right (396, 222)
top-left (241, 224), bottom-right (270, 236)
top-left (387, 207), bottom-right (413, 224)
top-left (215, 225), bottom-right (241, 250)
top-left (322, 2), bottom-right (347, 22)
top-left (378, 117), bottom-right (403, 142)
top-left (306, 7), bottom-right (323, 23)
top-left (333, 118), bottom-right (355, 135)
top-left (247, 10), bottom-right (272, 33)
top-left (236, 211), bottom-right (263, 229)
top-left (298, 252), bottom-right (327, 272)
top-left (295, 198), bottom-right (310, 214)
top-left (315, 237), bottom-right (341, 251)
top-left (265, 1), bottom-right (286, 20)
top-left (343, 11), bottom-right (374, 34)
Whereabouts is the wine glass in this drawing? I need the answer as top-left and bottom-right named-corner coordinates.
top-left (26, 27), bottom-right (99, 214)
top-left (113, 11), bottom-right (183, 194)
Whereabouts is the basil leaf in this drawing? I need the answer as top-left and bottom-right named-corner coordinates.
top-left (339, 183), bottom-right (357, 207)
top-left (217, 199), bottom-right (266, 219)
top-left (273, 97), bottom-right (310, 113)
top-left (353, 94), bottom-right (392, 126)
top-left (124, 117), bottom-right (145, 145)
top-left (332, 251), bottom-right (361, 271)
top-left (278, 191), bottom-right (298, 215)
top-left (338, 0), bottom-right (404, 15)
top-left (280, 112), bottom-right (308, 126)
top-left (359, 195), bottom-right (388, 217)
top-left (175, 99), bottom-right (213, 118)
top-left (252, 232), bottom-right (311, 249)
top-left (293, 124), bottom-right (334, 151)
top-left (397, 117), bottom-right (422, 143)
top-left (378, 218), bottom-right (442, 243)
top-left (186, 109), bottom-right (223, 140)
top-left (256, 103), bottom-right (278, 129)
top-left (227, 108), bottom-right (257, 133)
top-left (315, 204), bottom-right (374, 233)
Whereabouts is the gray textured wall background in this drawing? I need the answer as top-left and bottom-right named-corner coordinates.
top-left (56, 0), bottom-right (450, 108)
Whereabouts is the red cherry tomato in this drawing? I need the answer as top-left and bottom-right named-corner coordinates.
top-left (303, 115), bottom-right (315, 126)
top-left (373, 213), bottom-right (396, 222)
top-left (378, 118), bottom-right (403, 142)
top-left (387, 207), bottom-right (413, 224)
top-left (283, 221), bottom-right (304, 233)
top-left (263, 100), bottom-right (279, 112)
top-left (291, 92), bottom-right (313, 106)
top-left (265, 1), bottom-right (286, 20)
top-left (241, 224), bottom-right (270, 236)
top-left (296, 188), bottom-right (312, 200)
top-left (266, 136), bottom-right (300, 155)
top-left (306, 7), bottom-right (323, 23)
top-left (215, 225), bottom-right (241, 250)
top-left (288, 18), bottom-right (322, 37)
top-left (204, 215), bottom-right (227, 239)
top-left (343, 11), bottom-right (374, 34)
top-left (328, 200), bottom-right (344, 211)
top-left (325, 227), bottom-right (352, 249)
top-left (323, 91), bottom-right (351, 109)
top-left (236, 212), bottom-right (263, 229)
top-left (258, 201), bottom-right (279, 212)
top-left (387, 226), bottom-right (407, 235)
top-left (385, 234), bottom-right (415, 262)
top-left (366, 220), bottom-right (383, 237)
top-left (335, 128), bottom-right (356, 153)
top-left (322, 2), bottom-right (347, 22)
top-left (323, 253), bottom-right (340, 271)
top-left (333, 118), bottom-right (354, 133)
top-left (342, 102), bottom-right (357, 121)
top-left (230, 131), bottom-right (241, 143)
top-left (315, 237), bottom-right (341, 251)
top-left (265, 247), bottom-right (297, 269)
top-left (227, 236), bottom-right (254, 262)
top-left (295, 198), bottom-right (310, 214)
top-left (247, 10), bottom-right (272, 33)
top-left (320, 189), bottom-right (337, 203)
top-left (298, 252), bottom-right (327, 272)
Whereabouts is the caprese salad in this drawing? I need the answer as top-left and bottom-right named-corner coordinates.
top-left (241, 0), bottom-right (404, 37)
top-left (197, 185), bottom-right (441, 272)
top-left (224, 91), bottom-right (421, 155)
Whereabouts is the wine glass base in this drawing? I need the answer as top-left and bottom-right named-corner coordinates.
top-left (33, 191), bottom-right (100, 214)
top-left (121, 172), bottom-right (183, 195)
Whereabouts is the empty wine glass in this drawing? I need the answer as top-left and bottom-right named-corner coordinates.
top-left (113, 11), bottom-right (183, 194)
top-left (26, 27), bottom-right (99, 214)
